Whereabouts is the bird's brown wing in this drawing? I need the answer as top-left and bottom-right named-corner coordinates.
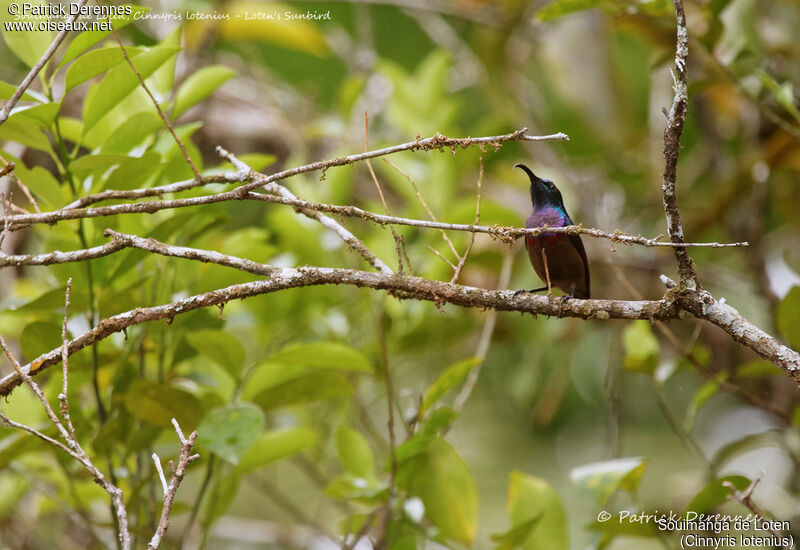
top-left (568, 233), bottom-right (590, 298)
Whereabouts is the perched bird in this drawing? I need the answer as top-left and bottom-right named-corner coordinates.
top-left (515, 163), bottom-right (590, 299)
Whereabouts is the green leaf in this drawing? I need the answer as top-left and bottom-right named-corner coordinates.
top-left (419, 407), bottom-right (457, 436)
top-left (686, 475), bottom-right (751, 514)
top-left (20, 321), bottom-right (62, 361)
top-left (684, 380), bottom-right (720, 431)
top-left (0, 119), bottom-right (52, 152)
top-left (325, 474), bottom-right (388, 502)
top-left (0, 81), bottom-right (38, 102)
top-left (505, 472), bottom-right (568, 550)
top-left (587, 516), bottom-right (656, 541)
top-left (336, 427), bottom-right (375, 480)
top-left (16, 284), bottom-right (87, 313)
top-left (149, 26), bottom-right (181, 95)
top-left (491, 517), bottom-right (542, 550)
top-left (124, 379), bottom-right (202, 430)
top-left (8, 103), bottom-right (60, 128)
top-left (0, 431), bottom-right (45, 469)
top-left (235, 153), bottom-right (277, 172)
top-left (104, 151), bottom-right (163, 191)
top-left (222, 228), bottom-right (276, 264)
top-left (173, 65), bottom-right (236, 119)
top-left (236, 427), bottom-right (318, 473)
top-left (155, 121), bottom-right (203, 181)
top-left (251, 371), bottom-right (353, 410)
top-left (83, 45), bottom-right (181, 132)
top-left (754, 70), bottom-right (800, 124)
top-left (101, 112), bottom-right (163, 154)
top-left (204, 470), bottom-right (241, 526)
top-left (2, 8), bottom-right (52, 67)
top-left (536, 0), bottom-right (610, 22)
top-left (395, 434), bottom-right (433, 465)
top-left (65, 46), bottom-right (143, 92)
top-left (396, 437), bottom-right (477, 544)
top-left (777, 286), bottom-right (800, 349)
top-left (339, 513), bottom-right (371, 536)
top-left (622, 321), bottom-right (659, 375)
top-left (69, 153), bottom-right (130, 179)
top-left (268, 341), bottom-right (373, 373)
top-left (56, 117), bottom-right (83, 144)
top-left (420, 357), bottom-right (480, 417)
top-left (57, 5), bottom-right (148, 68)
top-left (10, 162), bottom-right (65, 209)
top-left (242, 361), bottom-right (304, 400)
top-left (711, 430), bottom-right (782, 469)
top-left (0, 473), bottom-right (29, 521)
top-left (197, 403), bottom-right (264, 464)
top-left (186, 330), bottom-right (246, 381)
top-left (735, 360), bottom-right (784, 378)
top-left (569, 457), bottom-right (648, 506)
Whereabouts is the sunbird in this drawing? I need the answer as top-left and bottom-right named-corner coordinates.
top-left (515, 163), bottom-right (590, 299)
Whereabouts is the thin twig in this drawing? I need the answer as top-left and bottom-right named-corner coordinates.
top-left (427, 245), bottom-right (457, 270)
top-left (103, 6), bottom-right (200, 180)
top-left (662, 0), bottom-right (698, 286)
top-left (373, 298), bottom-right (397, 550)
top-left (61, 174), bottom-right (231, 210)
top-left (364, 113), bottom-right (410, 275)
top-left (723, 474), bottom-right (791, 548)
top-left (1, 335), bottom-right (72, 443)
top-left (452, 251), bottom-right (513, 413)
top-left (216, 146), bottom-right (393, 275)
top-left (3, 187), bottom-right (750, 250)
top-left (0, 0), bottom-right (90, 125)
top-left (147, 419), bottom-right (200, 550)
top-left (2, 128), bottom-right (564, 231)
top-left (0, 335), bottom-right (132, 549)
top-left (59, 279), bottom-right (77, 440)
top-left (0, 154), bottom-right (40, 213)
top-left (382, 158), bottom-right (460, 262)
top-left (152, 454), bottom-right (169, 495)
top-left (450, 159), bottom-right (483, 284)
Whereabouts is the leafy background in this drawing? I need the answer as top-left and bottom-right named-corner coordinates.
top-left (1, 0), bottom-right (800, 548)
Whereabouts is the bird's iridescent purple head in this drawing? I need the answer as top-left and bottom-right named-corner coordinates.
top-left (514, 163), bottom-right (565, 210)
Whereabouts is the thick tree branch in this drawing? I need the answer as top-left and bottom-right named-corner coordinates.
top-left (0, 230), bottom-right (676, 396)
top-left (2, 229), bottom-right (797, 397)
top-left (682, 292), bottom-right (800, 381)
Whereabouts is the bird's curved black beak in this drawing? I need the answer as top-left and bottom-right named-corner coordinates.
top-left (514, 163), bottom-right (539, 182)
top-left (515, 163), bottom-right (547, 207)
